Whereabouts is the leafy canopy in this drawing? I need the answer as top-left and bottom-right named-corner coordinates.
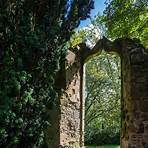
top-left (101, 0), bottom-right (148, 47)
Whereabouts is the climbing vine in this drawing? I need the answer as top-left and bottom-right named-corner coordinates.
top-left (0, 0), bottom-right (94, 147)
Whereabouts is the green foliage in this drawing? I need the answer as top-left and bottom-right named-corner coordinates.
top-left (0, 0), bottom-right (94, 147)
top-left (70, 23), bottom-right (101, 47)
top-left (85, 52), bottom-right (121, 145)
top-left (101, 0), bottom-right (148, 47)
top-left (85, 128), bottom-right (120, 145)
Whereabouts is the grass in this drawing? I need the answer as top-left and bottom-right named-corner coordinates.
top-left (86, 145), bottom-right (120, 148)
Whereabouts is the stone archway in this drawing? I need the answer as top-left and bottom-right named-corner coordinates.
top-left (48, 38), bottom-right (148, 148)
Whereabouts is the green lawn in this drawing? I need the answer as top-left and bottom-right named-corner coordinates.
top-left (86, 145), bottom-right (120, 148)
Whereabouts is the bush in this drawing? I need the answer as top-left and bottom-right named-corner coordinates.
top-left (85, 128), bottom-right (120, 146)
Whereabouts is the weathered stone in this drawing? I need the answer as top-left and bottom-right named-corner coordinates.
top-left (47, 39), bottom-right (148, 148)
top-left (120, 40), bottom-right (148, 148)
top-left (48, 49), bottom-right (84, 147)
top-left (143, 121), bottom-right (148, 134)
top-left (139, 101), bottom-right (148, 112)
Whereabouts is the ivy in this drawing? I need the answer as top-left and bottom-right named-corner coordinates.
top-left (0, 0), bottom-right (94, 147)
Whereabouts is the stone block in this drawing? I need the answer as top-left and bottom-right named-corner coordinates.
top-left (139, 101), bottom-right (148, 112)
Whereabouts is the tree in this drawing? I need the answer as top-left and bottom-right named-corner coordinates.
top-left (100, 0), bottom-right (148, 48)
top-left (85, 52), bottom-right (121, 145)
top-left (0, 0), bottom-right (94, 147)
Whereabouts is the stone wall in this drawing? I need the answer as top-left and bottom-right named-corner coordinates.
top-left (120, 40), bottom-right (148, 148)
top-left (82, 38), bottom-right (148, 148)
top-left (59, 50), bottom-right (82, 147)
top-left (48, 49), bottom-right (84, 147)
top-left (47, 39), bottom-right (148, 148)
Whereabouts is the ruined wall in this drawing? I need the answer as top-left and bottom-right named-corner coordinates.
top-left (59, 50), bottom-right (83, 147)
top-left (83, 38), bottom-right (148, 148)
top-left (47, 39), bottom-right (148, 148)
top-left (121, 41), bottom-right (148, 148)
top-left (48, 49), bottom-right (84, 148)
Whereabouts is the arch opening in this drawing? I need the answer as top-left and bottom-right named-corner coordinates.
top-left (84, 51), bottom-right (121, 147)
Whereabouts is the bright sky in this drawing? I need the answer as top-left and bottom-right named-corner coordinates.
top-left (79, 0), bottom-right (106, 28)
